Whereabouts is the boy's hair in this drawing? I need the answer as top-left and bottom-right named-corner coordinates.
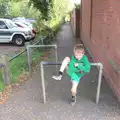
top-left (74, 44), bottom-right (85, 53)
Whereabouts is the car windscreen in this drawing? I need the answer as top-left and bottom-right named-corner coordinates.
top-left (7, 20), bottom-right (17, 28)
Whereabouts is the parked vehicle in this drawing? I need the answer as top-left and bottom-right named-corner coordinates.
top-left (12, 17), bottom-right (26, 22)
top-left (12, 18), bottom-right (37, 35)
top-left (12, 17), bottom-right (36, 24)
top-left (0, 18), bottom-right (33, 46)
top-left (22, 22), bottom-right (37, 35)
top-left (14, 21), bottom-right (36, 39)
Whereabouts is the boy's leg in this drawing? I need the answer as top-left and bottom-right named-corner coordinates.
top-left (70, 80), bottom-right (79, 105)
top-left (52, 57), bottom-right (70, 80)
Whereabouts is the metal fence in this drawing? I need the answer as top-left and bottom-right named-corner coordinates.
top-left (0, 32), bottom-right (54, 86)
top-left (40, 61), bottom-right (103, 104)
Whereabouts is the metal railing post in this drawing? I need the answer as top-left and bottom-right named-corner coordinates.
top-left (40, 62), bottom-right (46, 103)
top-left (96, 63), bottom-right (103, 104)
top-left (27, 47), bottom-right (32, 78)
top-left (27, 45), bottom-right (58, 77)
top-left (55, 45), bottom-right (58, 73)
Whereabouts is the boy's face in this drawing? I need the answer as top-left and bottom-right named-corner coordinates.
top-left (74, 50), bottom-right (84, 60)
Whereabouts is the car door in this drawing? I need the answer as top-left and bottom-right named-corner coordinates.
top-left (0, 20), bottom-right (11, 43)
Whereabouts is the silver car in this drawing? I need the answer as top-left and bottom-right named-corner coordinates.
top-left (13, 21), bottom-right (36, 39)
top-left (0, 19), bottom-right (33, 46)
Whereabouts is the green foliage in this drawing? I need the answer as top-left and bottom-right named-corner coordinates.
top-left (0, 70), bottom-right (5, 92)
top-left (34, 19), bottom-right (52, 36)
top-left (0, 0), bottom-right (11, 18)
top-left (74, 3), bottom-right (80, 9)
top-left (11, 0), bottom-right (22, 2)
top-left (10, 50), bottom-right (44, 83)
top-left (48, 0), bottom-right (73, 28)
top-left (11, 1), bottom-right (21, 17)
top-left (11, 0), bottom-right (73, 21)
top-left (29, 0), bottom-right (53, 20)
top-left (0, 0), bottom-right (73, 21)
top-left (29, 0), bottom-right (73, 37)
top-left (11, 1), bottom-right (41, 19)
top-left (10, 53), bottom-right (28, 83)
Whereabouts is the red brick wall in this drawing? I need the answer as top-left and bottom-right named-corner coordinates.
top-left (81, 0), bottom-right (91, 45)
top-left (81, 0), bottom-right (120, 100)
top-left (70, 8), bottom-right (80, 38)
top-left (76, 8), bottom-right (80, 38)
top-left (71, 9), bottom-right (76, 35)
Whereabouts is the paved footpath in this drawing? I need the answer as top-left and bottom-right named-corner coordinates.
top-left (0, 23), bottom-right (120, 120)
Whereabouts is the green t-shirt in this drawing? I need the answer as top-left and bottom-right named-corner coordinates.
top-left (67, 55), bottom-right (91, 81)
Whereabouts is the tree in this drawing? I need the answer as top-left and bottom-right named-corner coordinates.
top-left (29, 0), bottom-right (53, 20)
top-left (0, 0), bottom-right (11, 18)
top-left (11, 0), bottom-right (53, 20)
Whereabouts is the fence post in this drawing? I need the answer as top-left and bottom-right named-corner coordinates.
top-left (26, 42), bottom-right (32, 78)
top-left (25, 42), bottom-right (31, 50)
top-left (41, 37), bottom-right (44, 45)
top-left (55, 45), bottom-right (58, 73)
top-left (40, 62), bottom-right (46, 103)
top-left (96, 64), bottom-right (103, 104)
top-left (2, 54), bottom-right (11, 85)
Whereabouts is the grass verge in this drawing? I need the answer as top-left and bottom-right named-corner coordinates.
top-left (10, 49), bottom-right (44, 83)
top-left (0, 49), bottom-right (45, 91)
top-left (0, 70), bottom-right (5, 92)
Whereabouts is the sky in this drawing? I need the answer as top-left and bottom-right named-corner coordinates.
top-left (71, 0), bottom-right (81, 4)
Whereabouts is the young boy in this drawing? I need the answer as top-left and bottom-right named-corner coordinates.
top-left (52, 44), bottom-right (91, 105)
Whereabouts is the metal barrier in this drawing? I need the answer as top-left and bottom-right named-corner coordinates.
top-left (9, 33), bottom-right (52, 63)
top-left (0, 33), bottom-right (53, 85)
top-left (9, 50), bottom-right (27, 62)
top-left (27, 45), bottom-right (58, 77)
top-left (40, 61), bottom-right (103, 104)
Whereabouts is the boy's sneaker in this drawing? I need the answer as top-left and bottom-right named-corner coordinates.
top-left (52, 75), bottom-right (62, 81)
top-left (70, 96), bottom-right (76, 106)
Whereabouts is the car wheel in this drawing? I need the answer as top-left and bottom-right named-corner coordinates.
top-left (13, 35), bottom-right (25, 46)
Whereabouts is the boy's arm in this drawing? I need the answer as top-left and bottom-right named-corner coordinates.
top-left (77, 56), bottom-right (91, 73)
